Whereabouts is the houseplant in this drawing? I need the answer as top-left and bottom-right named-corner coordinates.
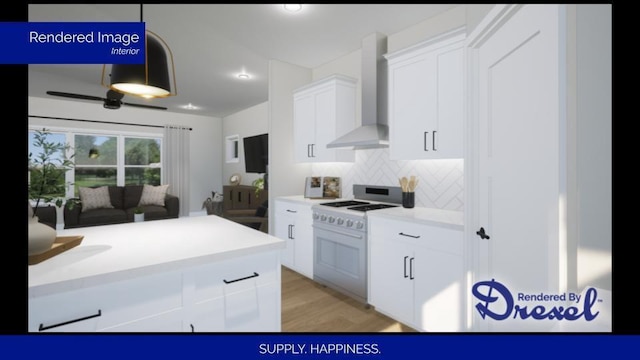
top-left (134, 206), bottom-right (145, 222)
top-left (28, 128), bottom-right (76, 215)
top-left (251, 177), bottom-right (265, 197)
top-left (28, 128), bottom-right (75, 255)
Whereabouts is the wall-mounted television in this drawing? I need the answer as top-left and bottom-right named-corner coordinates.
top-left (243, 133), bottom-right (268, 174)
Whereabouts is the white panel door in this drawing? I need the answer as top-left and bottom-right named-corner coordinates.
top-left (312, 87), bottom-right (336, 162)
top-left (435, 45), bottom-right (464, 158)
top-left (293, 94), bottom-right (315, 163)
top-left (293, 206), bottom-right (314, 279)
top-left (389, 53), bottom-right (436, 160)
top-left (369, 234), bottom-right (414, 327)
top-left (274, 201), bottom-right (296, 269)
top-left (474, 4), bottom-right (564, 331)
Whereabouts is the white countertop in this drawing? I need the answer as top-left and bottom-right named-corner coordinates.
top-left (366, 206), bottom-right (464, 231)
top-left (29, 216), bottom-right (285, 297)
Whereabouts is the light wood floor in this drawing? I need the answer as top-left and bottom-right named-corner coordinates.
top-left (280, 266), bottom-right (417, 332)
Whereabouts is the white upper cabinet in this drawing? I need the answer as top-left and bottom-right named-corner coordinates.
top-left (293, 75), bottom-right (357, 163)
top-left (385, 28), bottom-right (465, 160)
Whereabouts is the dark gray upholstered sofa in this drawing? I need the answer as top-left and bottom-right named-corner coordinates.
top-left (63, 185), bottom-right (179, 229)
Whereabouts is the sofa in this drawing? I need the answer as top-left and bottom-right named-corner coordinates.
top-left (63, 185), bottom-right (179, 229)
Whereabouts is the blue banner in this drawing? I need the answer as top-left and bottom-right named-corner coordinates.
top-left (0, 334), bottom-right (636, 360)
top-left (0, 22), bottom-right (145, 64)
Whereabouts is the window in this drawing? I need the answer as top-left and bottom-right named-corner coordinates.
top-left (225, 134), bottom-right (240, 163)
top-left (28, 128), bottom-right (163, 199)
top-left (74, 134), bottom-right (118, 193)
top-left (125, 137), bottom-right (162, 185)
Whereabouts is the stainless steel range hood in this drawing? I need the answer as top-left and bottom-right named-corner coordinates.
top-left (326, 32), bottom-right (388, 149)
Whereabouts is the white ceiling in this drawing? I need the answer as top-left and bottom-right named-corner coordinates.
top-left (28, 4), bottom-right (458, 118)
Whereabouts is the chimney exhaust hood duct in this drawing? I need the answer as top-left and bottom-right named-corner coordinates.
top-left (326, 32), bottom-right (388, 150)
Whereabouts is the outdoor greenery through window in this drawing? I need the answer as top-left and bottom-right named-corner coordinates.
top-left (28, 129), bottom-right (162, 200)
top-left (28, 130), bottom-right (68, 202)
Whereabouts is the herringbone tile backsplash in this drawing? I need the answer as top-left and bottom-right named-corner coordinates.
top-left (311, 148), bottom-right (464, 211)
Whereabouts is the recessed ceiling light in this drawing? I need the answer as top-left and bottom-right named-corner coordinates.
top-left (283, 4), bottom-right (302, 12)
top-left (237, 73), bottom-right (250, 80)
top-left (182, 103), bottom-right (199, 110)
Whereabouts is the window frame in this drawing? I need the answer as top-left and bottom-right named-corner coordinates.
top-left (28, 126), bottom-right (164, 200)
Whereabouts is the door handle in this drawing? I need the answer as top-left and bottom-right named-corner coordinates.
top-left (432, 131), bottom-right (437, 151)
top-left (476, 227), bottom-right (490, 240)
top-left (399, 232), bottom-right (420, 239)
top-left (223, 272), bottom-right (260, 284)
top-left (39, 310), bottom-right (102, 331)
top-left (404, 256), bottom-right (409, 278)
top-left (424, 131), bottom-right (429, 151)
top-left (409, 257), bottom-right (415, 280)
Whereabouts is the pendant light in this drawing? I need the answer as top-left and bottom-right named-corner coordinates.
top-left (102, 4), bottom-right (177, 98)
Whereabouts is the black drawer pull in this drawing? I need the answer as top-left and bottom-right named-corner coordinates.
top-left (286, 209), bottom-right (297, 213)
top-left (399, 232), bottom-right (420, 239)
top-left (223, 272), bottom-right (260, 284)
top-left (39, 309), bottom-right (102, 331)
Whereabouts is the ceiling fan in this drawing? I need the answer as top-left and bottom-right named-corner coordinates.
top-left (45, 90), bottom-right (168, 110)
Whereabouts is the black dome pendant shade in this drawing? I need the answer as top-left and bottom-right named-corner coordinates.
top-left (108, 31), bottom-right (174, 98)
top-left (102, 4), bottom-right (176, 99)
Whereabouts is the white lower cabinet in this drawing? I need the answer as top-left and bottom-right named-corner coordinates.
top-left (274, 199), bottom-right (313, 279)
top-left (29, 251), bottom-right (280, 333)
top-left (369, 216), bottom-right (464, 332)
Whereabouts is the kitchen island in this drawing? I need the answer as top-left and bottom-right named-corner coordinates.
top-left (28, 215), bottom-right (286, 332)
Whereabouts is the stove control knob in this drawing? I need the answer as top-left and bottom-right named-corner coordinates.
top-left (346, 219), bottom-right (354, 227)
top-left (356, 221), bottom-right (364, 229)
top-left (336, 218), bottom-right (344, 225)
top-left (312, 212), bottom-right (319, 220)
top-left (328, 216), bottom-right (335, 223)
top-left (320, 214), bottom-right (327, 221)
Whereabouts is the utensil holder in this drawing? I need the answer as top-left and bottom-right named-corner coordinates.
top-left (402, 192), bottom-right (415, 209)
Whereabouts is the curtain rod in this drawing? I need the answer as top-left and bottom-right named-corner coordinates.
top-left (28, 115), bottom-right (193, 131)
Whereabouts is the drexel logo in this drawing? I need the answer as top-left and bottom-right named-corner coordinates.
top-left (472, 279), bottom-right (600, 321)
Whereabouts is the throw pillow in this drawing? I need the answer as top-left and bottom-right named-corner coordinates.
top-left (138, 184), bottom-right (169, 207)
top-left (79, 186), bottom-right (114, 212)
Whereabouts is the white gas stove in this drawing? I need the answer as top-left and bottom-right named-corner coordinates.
top-left (311, 185), bottom-right (402, 304)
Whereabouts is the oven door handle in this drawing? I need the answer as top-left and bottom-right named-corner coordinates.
top-left (313, 225), bottom-right (363, 239)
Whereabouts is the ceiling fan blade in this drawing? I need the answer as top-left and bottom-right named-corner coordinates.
top-left (122, 102), bottom-right (168, 110)
top-left (46, 91), bottom-right (105, 102)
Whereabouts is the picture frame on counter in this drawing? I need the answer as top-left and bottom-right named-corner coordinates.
top-left (304, 176), bottom-right (341, 199)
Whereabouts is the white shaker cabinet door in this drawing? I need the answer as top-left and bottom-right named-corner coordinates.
top-left (387, 30), bottom-right (465, 160)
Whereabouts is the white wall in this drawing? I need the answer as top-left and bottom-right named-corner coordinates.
top-left (222, 101), bottom-right (269, 187)
top-left (573, 5), bottom-right (612, 291)
top-left (28, 96), bottom-right (223, 223)
top-left (267, 60), bottom-right (312, 233)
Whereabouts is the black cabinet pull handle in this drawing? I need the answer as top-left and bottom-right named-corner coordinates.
top-left (190, 324), bottom-right (195, 332)
top-left (311, 144), bottom-right (315, 157)
top-left (238, 191), bottom-right (241, 203)
top-left (288, 224), bottom-right (292, 239)
top-left (39, 310), bottom-right (102, 331)
top-left (307, 144), bottom-right (311, 158)
top-left (223, 272), bottom-right (260, 284)
top-left (404, 256), bottom-right (409, 278)
top-left (432, 131), bottom-right (437, 151)
top-left (286, 209), bottom-right (297, 213)
top-left (291, 224), bottom-right (295, 239)
top-left (476, 227), bottom-right (490, 240)
top-left (424, 131), bottom-right (429, 151)
top-left (399, 232), bottom-right (420, 239)
top-left (409, 257), bottom-right (415, 280)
